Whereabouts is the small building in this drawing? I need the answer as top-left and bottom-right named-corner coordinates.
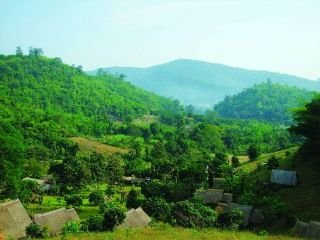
top-left (227, 203), bottom-right (253, 226)
top-left (119, 207), bottom-right (151, 228)
top-left (195, 189), bottom-right (224, 204)
top-left (271, 169), bottom-right (297, 186)
top-left (293, 220), bottom-right (320, 239)
top-left (34, 208), bottom-right (79, 236)
top-left (212, 178), bottom-right (225, 189)
top-left (22, 177), bottom-right (51, 192)
top-left (0, 199), bottom-right (32, 239)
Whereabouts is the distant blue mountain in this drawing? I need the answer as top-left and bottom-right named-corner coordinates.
top-left (88, 59), bottom-right (320, 109)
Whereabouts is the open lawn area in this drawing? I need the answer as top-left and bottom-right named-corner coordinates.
top-left (50, 225), bottom-right (300, 240)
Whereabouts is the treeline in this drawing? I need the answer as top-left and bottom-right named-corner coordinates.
top-left (214, 81), bottom-right (315, 124)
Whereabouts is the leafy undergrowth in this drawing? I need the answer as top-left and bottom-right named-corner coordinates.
top-left (70, 137), bottom-right (128, 155)
top-left (50, 225), bottom-right (300, 240)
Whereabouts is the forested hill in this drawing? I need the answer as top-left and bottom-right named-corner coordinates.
top-left (89, 59), bottom-right (320, 109)
top-left (0, 52), bottom-right (183, 131)
top-left (214, 81), bottom-right (315, 124)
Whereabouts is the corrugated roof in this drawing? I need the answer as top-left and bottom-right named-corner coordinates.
top-left (271, 169), bottom-right (297, 186)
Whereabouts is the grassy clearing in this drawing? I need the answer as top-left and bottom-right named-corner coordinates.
top-left (70, 137), bottom-right (128, 155)
top-left (51, 225), bottom-right (300, 240)
top-left (239, 147), bottom-right (298, 173)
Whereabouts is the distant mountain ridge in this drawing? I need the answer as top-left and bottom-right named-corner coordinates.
top-left (88, 59), bottom-right (320, 109)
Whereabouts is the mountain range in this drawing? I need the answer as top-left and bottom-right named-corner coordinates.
top-left (88, 59), bottom-right (320, 109)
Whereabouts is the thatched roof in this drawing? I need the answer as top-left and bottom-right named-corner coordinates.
top-left (213, 178), bottom-right (224, 189)
top-left (271, 169), bottom-right (297, 186)
top-left (22, 177), bottom-right (45, 185)
top-left (227, 203), bottom-right (253, 226)
top-left (34, 208), bottom-right (79, 236)
top-left (293, 220), bottom-right (320, 239)
top-left (0, 199), bottom-right (32, 239)
top-left (195, 189), bottom-right (224, 204)
top-left (222, 193), bottom-right (233, 204)
top-left (119, 207), bottom-right (151, 228)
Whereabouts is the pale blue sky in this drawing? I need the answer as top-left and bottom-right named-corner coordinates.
top-left (0, 0), bottom-right (319, 79)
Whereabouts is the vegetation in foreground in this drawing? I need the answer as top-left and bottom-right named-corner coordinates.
top-left (50, 224), bottom-right (301, 240)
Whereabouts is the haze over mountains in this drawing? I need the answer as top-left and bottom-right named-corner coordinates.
top-left (89, 59), bottom-right (320, 109)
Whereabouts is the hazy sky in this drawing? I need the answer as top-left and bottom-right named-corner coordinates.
top-left (0, 0), bottom-right (319, 79)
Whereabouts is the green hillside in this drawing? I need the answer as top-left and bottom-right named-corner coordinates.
top-left (89, 59), bottom-right (320, 109)
top-left (214, 81), bottom-right (315, 124)
top-left (0, 51), bottom-right (183, 198)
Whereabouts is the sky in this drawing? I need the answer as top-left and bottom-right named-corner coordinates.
top-left (0, 0), bottom-right (319, 80)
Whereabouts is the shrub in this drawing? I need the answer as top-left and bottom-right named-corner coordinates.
top-left (216, 208), bottom-right (244, 230)
top-left (86, 215), bottom-right (104, 232)
top-left (26, 223), bottom-right (48, 238)
top-left (247, 144), bottom-right (260, 161)
top-left (126, 188), bottom-right (141, 209)
top-left (267, 156), bottom-right (280, 170)
top-left (88, 191), bottom-right (104, 206)
top-left (65, 194), bottom-right (83, 207)
top-left (105, 185), bottom-right (116, 197)
top-left (231, 156), bottom-right (240, 167)
top-left (142, 197), bottom-right (171, 221)
top-left (62, 221), bottom-right (82, 235)
top-left (171, 200), bottom-right (216, 228)
top-left (103, 206), bottom-right (126, 231)
top-left (259, 196), bottom-right (286, 222)
top-left (141, 180), bottom-right (170, 200)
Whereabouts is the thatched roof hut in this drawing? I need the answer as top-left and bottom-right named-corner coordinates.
top-left (119, 207), bottom-right (151, 228)
top-left (34, 208), bottom-right (79, 236)
top-left (0, 199), bottom-right (32, 239)
top-left (227, 203), bottom-right (253, 226)
top-left (195, 189), bottom-right (224, 204)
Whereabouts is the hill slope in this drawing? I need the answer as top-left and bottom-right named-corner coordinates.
top-left (214, 81), bottom-right (315, 124)
top-left (89, 59), bottom-right (320, 109)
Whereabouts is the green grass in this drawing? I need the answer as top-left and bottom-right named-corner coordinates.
top-left (27, 185), bottom-right (139, 220)
top-left (50, 224), bottom-right (300, 240)
top-left (70, 137), bottom-right (128, 155)
top-left (239, 147), bottom-right (298, 173)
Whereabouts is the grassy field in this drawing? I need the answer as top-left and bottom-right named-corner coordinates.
top-left (70, 137), bottom-right (128, 155)
top-left (51, 225), bottom-right (301, 240)
top-left (239, 147), bottom-right (298, 173)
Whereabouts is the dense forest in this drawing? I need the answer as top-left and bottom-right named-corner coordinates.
top-left (214, 81), bottom-right (315, 124)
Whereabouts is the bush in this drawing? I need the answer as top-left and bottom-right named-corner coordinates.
top-left (89, 191), bottom-right (104, 206)
top-left (141, 180), bottom-right (170, 200)
top-left (126, 188), bottom-right (141, 209)
top-left (26, 223), bottom-right (48, 238)
top-left (171, 200), bottom-right (217, 228)
top-left (142, 197), bottom-right (171, 221)
top-left (247, 144), bottom-right (260, 161)
top-left (267, 156), bottom-right (280, 170)
top-left (65, 194), bottom-right (83, 207)
top-left (103, 206), bottom-right (126, 231)
top-left (86, 215), bottom-right (104, 232)
top-left (259, 196), bottom-right (286, 222)
top-left (231, 156), bottom-right (240, 167)
top-left (62, 221), bottom-right (82, 235)
top-left (216, 208), bottom-right (244, 230)
top-left (105, 185), bottom-right (116, 196)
